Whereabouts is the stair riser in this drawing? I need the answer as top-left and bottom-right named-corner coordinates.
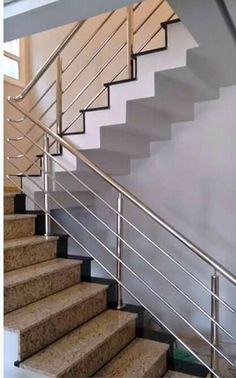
top-left (4, 265), bottom-right (81, 314)
top-left (4, 218), bottom-right (35, 240)
top-left (4, 241), bottom-right (57, 272)
top-left (144, 356), bottom-right (167, 377)
top-left (61, 320), bottom-right (136, 377)
top-left (17, 289), bottom-right (107, 360)
top-left (4, 196), bottom-right (15, 215)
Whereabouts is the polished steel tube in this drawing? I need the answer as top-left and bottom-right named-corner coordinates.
top-left (4, 174), bottom-right (223, 378)
top-left (8, 98), bottom-right (236, 287)
top-left (63, 3), bottom-right (141, 94)
top-left (8, 135), bottom-right (236, 336)
top-left (15, 21), bottom-right (86, 100)
top-left (137, 13), bottom-right (175, 53)
top-left (9, 123), bottom-right (236, 318)
top-left (43, 135), bottom-right (50, 236)
top-left (56, 55), bottom-right (63, 136)
top-left (126, 4), bottom-right (134, 78)
top-left (7, 159), bottom-right (234, 367)
top-left (63, 10), bottom-right (116, 73)
top-left (63, 42), bottom-right (126, 114)
top-left (211, 272), bottom-right (220, 377)
top-left (116, 193), bottom-right (124, 309)
top-left (56, 55), bottom-right (63, 153)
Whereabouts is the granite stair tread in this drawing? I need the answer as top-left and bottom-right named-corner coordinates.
top-left (4, 192), bottom-right (20, 197)
top-left (4, 214), bottom-right (36, 240)
top-left (4, 258), bottom-right (82, 288)
top-left (4, 235), bottom-right (58, 250)
top-left (164, 372), bottom-right (199, 378)
top-left (20, 309), bottom-right (137, 377)
top-left (4, 236), bottom-right (58, 272)
top-left (4, 258), bottom-right (82, 313)
top-left (4, 214), bottom-right (36, 221)
top-left (5, 282), bottom-right (108, 332)
top-left (5, 282), bottom-right (108, 360)
top-left (94, 338), bottom-right (169, 377)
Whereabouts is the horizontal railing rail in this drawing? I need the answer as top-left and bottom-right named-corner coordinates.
top-left (7, 118), bottom-right (236, 316)
top-left (5, 173), bottom-right (224, 378)
top-left (6, 2), bottom-right (236, 376)
top-left (8, 98), bottom-right (236, 287)
top-left (6, 109), bottom-right (236, 376)
top-left (7, 124), bottom-right (236, 346)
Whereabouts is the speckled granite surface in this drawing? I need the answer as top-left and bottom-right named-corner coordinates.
top-left (4, 214), bottom-right (36, 240)
top-left (4, 236), bottom-right (58, 272)
top-left (4, 258), bottom-right (82, 313)
top-left (5, 282), bottom-right (108, 360)
top-left (21, 309), bottom-right (137, 377)
top-left (4, 193), bottom-right (18, 215)
top-left (164, 372), bottom-right (199, 378)
top-left (95, 338), bottom-right (169, 377)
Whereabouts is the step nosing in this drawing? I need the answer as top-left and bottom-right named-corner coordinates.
top-left (4, 236), bottom-right (58, 250)
top-left (5, 284), bottom-right (108, 332)
top-left (21, 311), bottom-right (136, 375)
top-left (24, 316), bottom-right (135, 377)
top-left (5, 259), bottom-right (82, 288)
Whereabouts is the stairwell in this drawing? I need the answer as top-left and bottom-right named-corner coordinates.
top-left (4, 190), bottom-right (202, 378)
top-left (4, 0), bottom-right (236, 377)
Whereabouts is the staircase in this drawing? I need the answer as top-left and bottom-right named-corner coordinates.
top-left (4, 191), bottom-right (202, 378)
top-left (5, 0), bottom-right (236, 377)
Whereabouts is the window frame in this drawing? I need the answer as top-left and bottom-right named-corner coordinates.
top-left (4, 38), bottom-right (27, 88)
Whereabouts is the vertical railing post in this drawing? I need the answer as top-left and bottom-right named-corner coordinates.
top-left (56, 55), bottom-right (63, 152)
top-left (116, 192), bottom-right (125, 309)
top-left (43, 135), bottom-right (50, 236)
top-left (210, 270), bottom-right (219, 377)
top-left (126, 4), bottom-right (134, 78)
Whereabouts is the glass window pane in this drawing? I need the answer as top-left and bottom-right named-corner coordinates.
top-left (4, 55), bottom-right (19, 80)
top-left (4, 39), bottom-right (20, 57)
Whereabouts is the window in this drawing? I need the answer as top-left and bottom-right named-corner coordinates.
top-left (4, 38), bottom-right (27, 87)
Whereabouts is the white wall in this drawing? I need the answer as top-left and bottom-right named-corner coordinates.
top-left (53, 85), bottom-right (236, 344)
top-left (118, 84), bottom-right (236, 340)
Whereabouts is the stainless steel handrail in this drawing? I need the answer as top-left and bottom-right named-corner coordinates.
top-left (15, 21), bottom-right (86, 100)
top-left (6, 157), bottom-right (235, 367)
top-left (63, 0), bottom-right (166, 117)
top-left (8, 98), bottom-right (236, 287)
top-left (5, 173), bottom-right (223, 378)
top-left (7, 134), bottom-right (236, 342)
top-left (8, 118), bottom-right (235, 314)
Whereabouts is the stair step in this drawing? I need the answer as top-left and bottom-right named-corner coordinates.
top-left (54, 171), bottom-right (111, 192)
top-left (164, 371), bottom-right (199, 378)
top-left (4, 214), bottom-right (36, 240)
top-left (4, 192), bottom-right (19, 215)
top-left (157, 66), bottom-right (219, 103)
top-left (100, 128), bottom-right (150, 158)
top-left (77, 149), bottom-right (131, 176)
top-left (4, 236), bottom-right (58, 272)
top-left (5, 282), bottom-right (107, 360)
top-left (4, 258), bottom-right (82, 314)
top-left (20, 310), bottom-right (137, 377)
top-left (94, 338), bottom-right (169, 377)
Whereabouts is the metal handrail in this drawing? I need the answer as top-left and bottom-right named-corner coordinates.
top-left (15, 20), bottom-right (86, 100)
top-left (63, 0), bottom-right (166, 117)
top-left (8, 97), bottom-right (236, 287)
top-left (7, 133), bottom-right (236, 343)
top-left (8, 118), bottom-right (236, 315)
top-left (5, 173), bottom-right (224, 378)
